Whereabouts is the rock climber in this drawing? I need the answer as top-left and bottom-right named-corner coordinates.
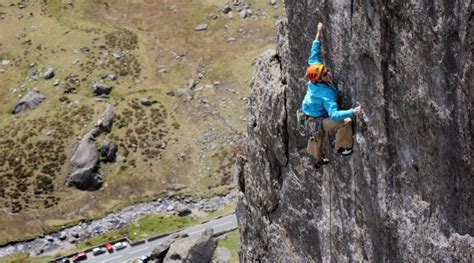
top-left (300, 22), bottom-right (363, 168)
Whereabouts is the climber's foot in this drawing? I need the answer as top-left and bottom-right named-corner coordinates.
top-left (333, 147), bottom-right (353, 156)
top-left (315, 157), bottom-right (330, 169)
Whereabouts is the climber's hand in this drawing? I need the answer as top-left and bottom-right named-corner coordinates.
top-left (317, 22), bottom-right (324, 34)
top-left (315, 22), bottom-right (324, 40)
top-left (354, 105), bottom-right (363, 116)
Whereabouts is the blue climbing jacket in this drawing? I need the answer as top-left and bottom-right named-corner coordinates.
top-left (301, 40), bottom-right (354, 121)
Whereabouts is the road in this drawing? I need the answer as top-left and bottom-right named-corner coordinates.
top-left (81, 214), bottom-right (238, 263)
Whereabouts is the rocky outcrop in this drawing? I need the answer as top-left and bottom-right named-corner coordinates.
top-left (164, 228), bottom-right (216, 263)
top-left (151, 234), bottom-right (180, 263)
top-left (68, 103), bottom-right (115, 190)
top-left (68, 166), bottom-right (103, 190)
top-left (237, 1), bottom-right (472, 262)
top-left (70, 128), bottom-right (100, 169)
top-left (149, 229), bottom-right (217, 263)
top-left (12, 91), bottom-right (46, 114)
top-left (68, 128), bottom-right (102, 190)
top-left (97, 103), bottom-right (115, 133)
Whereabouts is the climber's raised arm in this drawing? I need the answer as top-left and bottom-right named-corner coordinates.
top-left (315, 22), bottom-right (323, 40)
top-left (308, 22), bottom-right (324, 65)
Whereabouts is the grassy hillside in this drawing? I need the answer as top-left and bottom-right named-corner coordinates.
top-left (0, 0), bottom-right (284, 245)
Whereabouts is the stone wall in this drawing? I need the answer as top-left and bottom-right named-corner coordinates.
top-left (237, 1), bottom-right (473, 261)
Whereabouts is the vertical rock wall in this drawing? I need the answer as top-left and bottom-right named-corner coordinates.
top-left (237, 0), bottom-right (473, 261)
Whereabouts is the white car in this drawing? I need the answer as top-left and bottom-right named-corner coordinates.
top-left (114, 241), bottom-right (127, 250)
top-left (92, 247), bottom-right (106, 255)
top-left (138, 254), bottom-right (150, 263)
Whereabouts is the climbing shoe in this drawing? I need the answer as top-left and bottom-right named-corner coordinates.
top-left (314, 157), bottom-right (330, 169)
top-left (334, 147), bottom-right (353, 156)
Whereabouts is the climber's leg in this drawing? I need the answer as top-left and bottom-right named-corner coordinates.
top-left (323, 118), bottom-right (353, 151)
top-left (307, 130), bottom-right (325, 162)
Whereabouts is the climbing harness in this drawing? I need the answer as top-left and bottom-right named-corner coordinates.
top-left (297, 109), bottom-right (325, 138)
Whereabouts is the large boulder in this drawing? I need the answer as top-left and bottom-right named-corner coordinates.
top-left (68, 103), bottom-right (115, 190)
top-left (68, 166), bottom-right (103, 190)
top-left (70, 128), bottom-right (99, 169)
top-left (150, 234), bottom-right (179, 263)
top-left (97, 103), bottom-right (114, 133)
top-left (12, 91), bottom-right (46, 114)
top-left (164, 229), bottom-right (216, 263)
top-left (68, 128), bottom-right (101, 190)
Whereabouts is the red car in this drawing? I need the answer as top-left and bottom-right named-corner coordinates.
top-left (71, 252), bottom-right (87, 262)
top-left (105, 243), bottom-right (114, 253)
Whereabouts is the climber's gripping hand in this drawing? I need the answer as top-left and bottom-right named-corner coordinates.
top-left (354, 105), bottom-right (363, 117)
top-left (317, 22), bottom-right (324, 34)
top-left (316, 22), bottom-right (324, 40)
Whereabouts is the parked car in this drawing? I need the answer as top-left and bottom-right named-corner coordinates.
top-left (114, 241), bottom-right (127, 250)
top-left (105, 243), bottom-right (114, 253)
top-left (70, 252), bottom-right (87, 262)
top-left (92, 247), bottom-right (106, 255)
top-left (56, 258), bottom-right (71, 263)
top-left (138, 254), bottom-right (150, 263)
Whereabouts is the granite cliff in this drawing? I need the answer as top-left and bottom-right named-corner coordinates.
top-left (237, 0), bottom-right (473, 261)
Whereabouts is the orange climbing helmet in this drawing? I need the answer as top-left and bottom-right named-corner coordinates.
top-left (306, 64), bottom-right (324, 82)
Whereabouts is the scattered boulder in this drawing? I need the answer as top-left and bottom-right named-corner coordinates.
top-left (238, 9), bottom-right (252, 18)
top-left (140, 98), bottom-right (158, 106)
top-left (270, 0), bottom-right (277, 5)
top-left (12, 91), bottom-right (46, 114)
top-left (97, 103), bottom-right (115, 133)
top-left (68, 166), bottom-right (103, 190)
top-left (43, 67), bottom-right (55, 80)
top-left (188, 79), bottom-right (197, 89)
top-left (212, 247), bottom-right (232, 263)
top-left (195, 24), bottom-right (208, 31)
top-left (222, 6), bottom-right (232, 14)
top-left (100, 140), bottom-right (118, 162)
top-left (176, 204), bottom-right (192, 217)
top-left (79, 47), bottom-right (90, 53)
top-left (164, 228), bottom-right (216, 263)
top-left (92, 83), bottom-right (112, 96)
top-left (106, 73), bottom-right (117, 81)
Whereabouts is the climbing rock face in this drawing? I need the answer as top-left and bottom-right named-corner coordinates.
top-left (237, 1), bottom-right (472, 262)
